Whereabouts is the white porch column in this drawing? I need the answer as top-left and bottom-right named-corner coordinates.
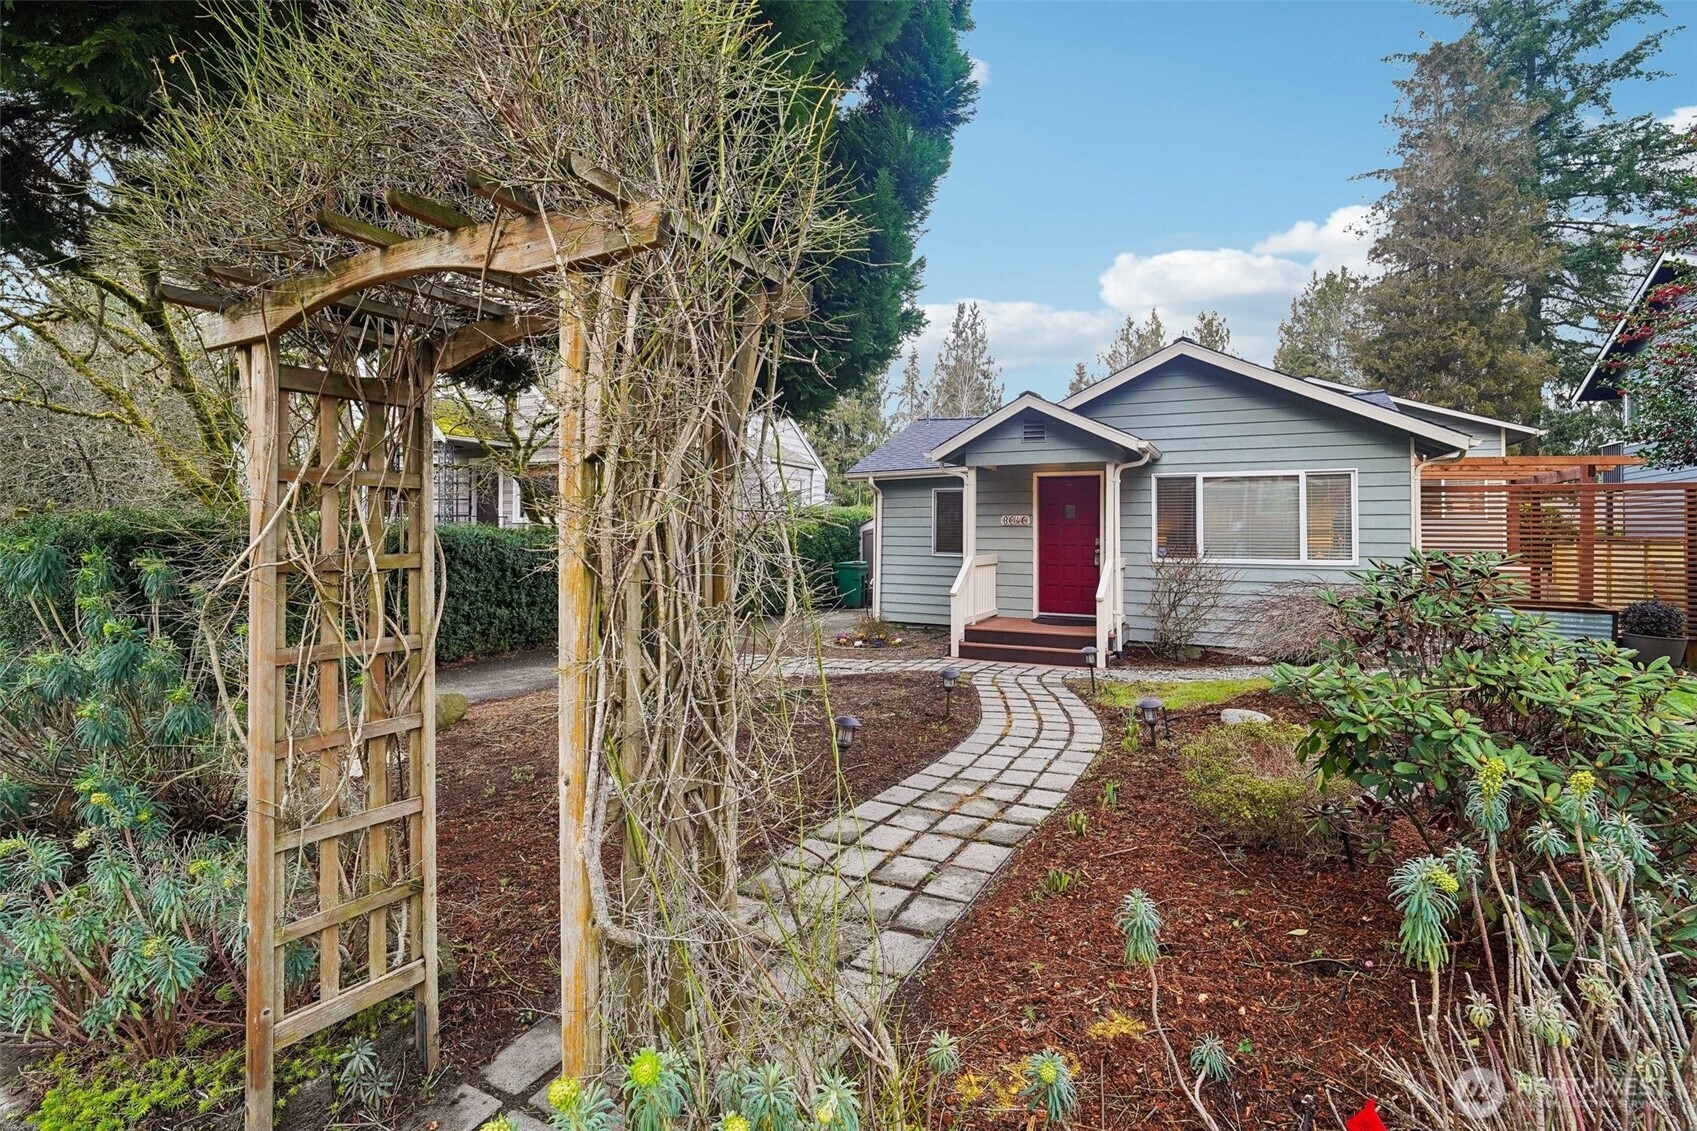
top-left (963, 465), bottom-right (978, 560)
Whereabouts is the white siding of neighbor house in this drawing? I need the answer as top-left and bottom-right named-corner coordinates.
top-left (1083, 360), bottom-right (1420, 648)
top-left (874, 475), bottom-right (960, 625)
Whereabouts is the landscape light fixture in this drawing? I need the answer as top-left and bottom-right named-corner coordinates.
top-left (1135, 695), bottom-right (1171, 747)
top-left (941, 665), bottom-right (960, 718)
top-left (833, 715), bottom-right (862, 750)
top-left (1081, 645), bottom-right (1098, 693)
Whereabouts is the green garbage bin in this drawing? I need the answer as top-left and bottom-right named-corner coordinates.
top-left (833, 560), bottom-right (869, 609)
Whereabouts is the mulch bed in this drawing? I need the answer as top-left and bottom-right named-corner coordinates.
top-left (894, 688), bottom-right (1436, 1129)
top-left (433, 671), bottom-right (980, 1071)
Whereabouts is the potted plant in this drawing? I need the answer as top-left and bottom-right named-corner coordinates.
top-left (1618, 599), bottom-right (1689, 667)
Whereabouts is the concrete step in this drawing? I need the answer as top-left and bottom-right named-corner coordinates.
top-left (963, 624), bottom-right (1094, 649)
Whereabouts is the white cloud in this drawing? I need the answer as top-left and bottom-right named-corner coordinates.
top-left (1251, 204), bottom-right (1376, 273)
top-left (900, 204), bottom-right (1380, 399)
top-left (1660, 105), bottom-right (1697, 131)
top-left (969, 57), bottom-right (991, 88)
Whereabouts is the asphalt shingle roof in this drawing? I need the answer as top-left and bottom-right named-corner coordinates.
top-left (1348, 389), bottom-right (1401, 412)
top-left (847, 417), bottom-right (979, 476)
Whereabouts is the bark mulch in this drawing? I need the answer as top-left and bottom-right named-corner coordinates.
top-left (894, 688), bottom-right (1433, 1130)
top-left (434, 672), bottom-right (980, 1071)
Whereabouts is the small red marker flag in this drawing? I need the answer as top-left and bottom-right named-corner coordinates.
top-left (1346, 1099), bottom-right (1388, 1131)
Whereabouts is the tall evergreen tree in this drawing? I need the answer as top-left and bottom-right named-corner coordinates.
top-left (1432, 0), bottom-right (1693, 390)
top-left (801, 374), bottom-right (888, 502)
top-left (1071, 308), bottom-right (1166, 391)
top-left (1188, 310), bottom-right (1232, 353)
top-left (1274, 269), bottom-right (1368, 383)
top-left (890, 347), bottom-right (930, 426)
top-left (928, 302), bottom-right (1003, 416)
top-left (1358, 36), bottom-right (1557, 422)
top-left (761, 1), bottom-right (978, 418)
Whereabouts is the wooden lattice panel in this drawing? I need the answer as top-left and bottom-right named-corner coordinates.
top-left (242, 343), bottom-right (439, 1126)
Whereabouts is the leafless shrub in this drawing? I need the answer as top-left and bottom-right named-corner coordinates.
top-left (1231, 581), bottom-right (1354, 662)
top-left (1145, 556), bottom-right (1239, 658)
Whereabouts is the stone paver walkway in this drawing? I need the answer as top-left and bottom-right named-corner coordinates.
top-left (414, 655), bottom-right (1269, 1129)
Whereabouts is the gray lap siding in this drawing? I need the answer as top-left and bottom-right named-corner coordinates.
top-left (875, 475), bottom-right (959, 625)
top-left (1086, 362), bottom-right (1418, 648)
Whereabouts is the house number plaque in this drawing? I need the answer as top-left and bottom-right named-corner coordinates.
top-left (1000, 514), bottom-right (1032, 526)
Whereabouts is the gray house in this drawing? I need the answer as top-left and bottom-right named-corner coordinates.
top-left (847, 340), bottom-right (1537, 665)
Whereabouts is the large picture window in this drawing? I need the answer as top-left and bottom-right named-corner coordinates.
top-left (932, 488), bottom-right (964, 555)
top-left (1153, 471), bottom-right (1356, 563)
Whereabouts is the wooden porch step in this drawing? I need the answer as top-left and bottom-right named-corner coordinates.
top-left (958, 640), bottom-right (1093, 667)
top-left (963, 616), bottom-right (1095, 650)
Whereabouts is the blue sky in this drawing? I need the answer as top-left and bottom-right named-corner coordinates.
top-left (899, 0), bottom-right (1697, 399)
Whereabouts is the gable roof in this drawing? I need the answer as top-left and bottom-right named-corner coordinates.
top-left (846, 417), bottom-right (978, 477)
top-left (1300, 375), bottom-right (1542, 439)
top-left (1061, 339), bottom-right (1475, 452)
top-left (1574, 250), bottom-right (1693, 403)
top-left (923, 392), bottom-right (1158, 463)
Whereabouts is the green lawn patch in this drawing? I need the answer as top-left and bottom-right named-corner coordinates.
top-left (1665, 683), bottom-right (1697, 722)
top-left (1094, 677), bottom-right (1271, 711)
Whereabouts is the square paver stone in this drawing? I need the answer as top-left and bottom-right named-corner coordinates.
top-left (874, 854), bottom-right (936, 887)
top-left (482, 1018), bottom-right (563, 1095)
top-left (896, 893), bottom-right (967, 935)
top-left (853, 929), bottom-right (933, 978)
top-left (854, 800), bottom-right (900, 821)
top-left (954, 842), bottom-right (1013, 873)
top-left (923, 865), bottom-right (990, 903)
top-left (860, 882), bottom-right (910, 924)
top-left (905, 832), bottom-right (963, 862)
top-left (978, 820), bottom-right (1027, 846)
top-left (933, 813), bottom-right (985, 838)
top-left (1001, 803), bottom-right (1049, 824)
top-left (1027, 788), bottom-right (1067, 807)
top-left (857, 824), bottom-right (914, 852)
top-left (887, 809), bottom-right (935, 832)
top-left (418, 1084), bottom-right (502, 1131)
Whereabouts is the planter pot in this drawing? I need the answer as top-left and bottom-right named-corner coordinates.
top-left (1620, 632), bottom-right (1690, 667)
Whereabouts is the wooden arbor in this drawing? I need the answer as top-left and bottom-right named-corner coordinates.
top-left (164, 171), bottom-right (796, 1131)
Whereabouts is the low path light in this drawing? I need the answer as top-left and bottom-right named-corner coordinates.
top-left (833, 715), bottom-right (862, 750)
top-left (1080, 645), bottom-right (1098, 693)
top-left (1135, 695), bottom-right (1171, 747)
top-left (941, 665), bottom-right (960, 719)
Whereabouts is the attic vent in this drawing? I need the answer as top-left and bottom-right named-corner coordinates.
top-left (1022, 419), bottom-right (1046, 443)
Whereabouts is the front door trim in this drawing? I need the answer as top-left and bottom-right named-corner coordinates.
top-left (1031, 469), bottom-right (1105, 618)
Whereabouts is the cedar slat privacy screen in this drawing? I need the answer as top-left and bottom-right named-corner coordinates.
top-left (1421, 481), bottom-right (1695, 617)
top-left (934, 489), bottom-right (964, 554)
top-left (1155, 471), bottom-right (1355, 562)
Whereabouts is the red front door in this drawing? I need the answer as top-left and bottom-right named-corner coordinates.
top-left (1037, 475), bottom-right (1100, 616)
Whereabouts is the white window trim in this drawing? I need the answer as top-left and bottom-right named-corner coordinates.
top-left (1150, 469), bottom-right (1359, 566)
top-left (931, 486), bottom-right (965, 556)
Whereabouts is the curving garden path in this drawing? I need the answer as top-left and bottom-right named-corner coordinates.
top-left (412, 655), bottom-right (1268, 1129)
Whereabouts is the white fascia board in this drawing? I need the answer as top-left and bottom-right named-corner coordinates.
top-left (922, 392), bottom-right (1156, 462)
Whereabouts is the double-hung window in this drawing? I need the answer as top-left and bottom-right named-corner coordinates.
top-left (932, 488), bottom-right (964, 555)
top-left (1153, 471), bottom-right (1356, 563)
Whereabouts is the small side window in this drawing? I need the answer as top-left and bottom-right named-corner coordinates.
top-left (933, 489), bottom-right (964, 554)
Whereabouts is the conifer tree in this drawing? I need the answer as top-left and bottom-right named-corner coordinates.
top-left (927, 302), bottom-right (1004, 417)
top-left (1357, 36), bottom-right (1556, 422)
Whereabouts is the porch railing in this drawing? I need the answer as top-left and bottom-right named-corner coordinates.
top-left (949, 554), bottom-right (998, 654)
top-left (1094, 554), bottom-right (1116, 667)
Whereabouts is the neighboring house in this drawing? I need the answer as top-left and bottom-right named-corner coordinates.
top-left (847, 339), bottom-right (1538, 664)
top-left (747, 414), bottom-right (829, 506)
top-left (1572, 250), bottom-right (1697, 484)
top-left (434, 398), bottom-right (827, 525)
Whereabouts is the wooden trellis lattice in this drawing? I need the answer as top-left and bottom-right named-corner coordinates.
top-left (164, 169), bottom-right (799, 1131)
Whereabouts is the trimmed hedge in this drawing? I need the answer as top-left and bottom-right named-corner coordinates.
top-left (0, 509), bottom-right (242, 654)
top-left (0, 509), bottom-right (557, 663)
top-left (789, 504), bottom-right (871, 602)
top-left (436, 522), bottom-right (557, 662)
